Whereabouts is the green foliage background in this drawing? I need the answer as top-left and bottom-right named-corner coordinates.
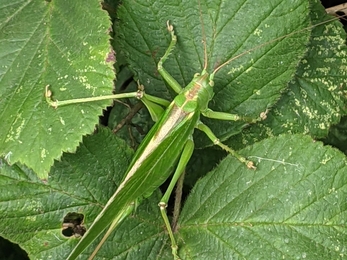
top-left (1, 0), bottom-right (347, 259)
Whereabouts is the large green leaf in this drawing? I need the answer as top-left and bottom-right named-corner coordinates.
top-left (117, 0), bottom-right (347, 149)
top-left (177, 134), bottom-right (347, 259)
top-left (229, 0), bottom-right (347, 149)
top-left (1, 132), bottom-right (347, 259)
top-left (0, 0), bottom-right (114, 178)
top-left (116, 0), bottom-right (311, 143)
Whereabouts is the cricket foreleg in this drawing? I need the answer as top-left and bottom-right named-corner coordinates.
top-left (157, 21), bottom-right (183, 94)
top-left (159, 138), bottom-right (195, 260)
top-left (196, 122), bottom-right (256, 169)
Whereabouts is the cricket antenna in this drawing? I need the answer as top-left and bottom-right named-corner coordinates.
top-left (198, 0), bottom-right (208, 71)
top-left (212, 12), bottom-right (347, 75)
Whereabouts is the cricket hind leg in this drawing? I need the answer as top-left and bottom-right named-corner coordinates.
top-left (159, 138), bottom-right (195, 260)
top-left (199, 107), bottom-right (269, 168)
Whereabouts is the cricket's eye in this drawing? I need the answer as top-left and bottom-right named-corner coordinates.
top-left (194, 73), bottom-right (200, 77)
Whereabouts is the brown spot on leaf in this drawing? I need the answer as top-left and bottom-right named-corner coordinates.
top-left (106, 48), bottom-right (116, 63)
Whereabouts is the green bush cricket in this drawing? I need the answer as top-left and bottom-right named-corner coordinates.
top-left (46, 20), bottom-right (264, 259)
top-left (44, 1), bottom-right (344, 259)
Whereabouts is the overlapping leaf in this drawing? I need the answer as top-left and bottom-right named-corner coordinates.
top-left (230, 1), bottom-right (347, 150)
top-left (178, 135), bottom-right (347, 259)
top-left (0, 0), bottom-right (114, 178)
top-left (117, 0), bottom-right (311, 139)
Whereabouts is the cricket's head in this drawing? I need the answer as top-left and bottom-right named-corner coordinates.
top-left (184, 69), bottom-right (214, 107)
top-left (193, 69), bottom-right (214, 88)
top-left (192, 70), bottom-right (213, 91)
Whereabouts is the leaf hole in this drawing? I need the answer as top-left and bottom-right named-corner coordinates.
top-left (61, 212), bottom-right (86, 238)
